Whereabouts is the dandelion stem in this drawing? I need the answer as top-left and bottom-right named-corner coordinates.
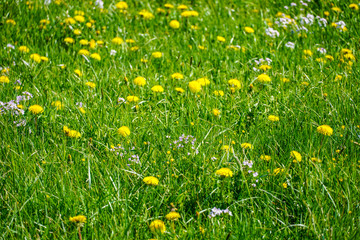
top-left (35, 116), bottom-right (38, 132)
top-left (78, 227), bottom-right (82, 240)
top-left (318, 135), bottom-right (325, 156)
top-left (171, 221), bottom-right (175, 234)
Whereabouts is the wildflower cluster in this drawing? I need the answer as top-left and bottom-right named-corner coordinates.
top-left (242, 160), bottom-right (259, 187)
top-left (169, 134), bottom-right (198, 155)
top-left (110, 144), bottom-right (140, 164)
top-left (208, 207), bottom-right (233, 218)
top-left (0, 91), bottom-right (33, 115)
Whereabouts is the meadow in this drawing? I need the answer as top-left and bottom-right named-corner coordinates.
top-left (1, 0), bottom-right (360, 239)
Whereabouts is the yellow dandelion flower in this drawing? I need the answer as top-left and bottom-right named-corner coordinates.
top-left (39, 19), bottom-right (50, 25)
top-left (74, 69), bottom-right (82, 77)
top-left (149, 220), bottom-right (165, 233)
top-left (130, 46), bottom-right (139, 51)
top-left (74, 10), bottom-right (85, 16)
top-left (259, 65), bottom-right (272, 71)
top-left (188, 81), bottom-right (201, 93)
top-left (341, 49), bottom-right (352, 55)
top-left (301, 81), bottom-right (309, 86)
top-left (191, 25), bottom-right (200, 30)
top-left (79, 39), bottom-right (89, 45)
top-left (85, 82), bottom-right (96, 88)
top-left (175, 87), bottom-right (185, 93)
top-left (241, 143), bottom-right (253, 150)
top-left (344, 53), bottom-right (355, 61)
top-left (40, 56), bottom-right (48, 62)
top-left (68, 130), bottom-right (81, 138)
top-left (78, 49), bottom-right (90, 56)
top-left (165, 212), bottom-right (181, 221)
top-left (268, 115), bottom-right (279, 122)
top-left (19, 46), bottom-right (30, 53)
top-left (169, 20), bottom-right (180, 29)
top-left (334, 75), bottom-right (342, 82)
top-left (317, 125), bottom-right (333, 136)
top-left (143, 176), bottom-right (159, 186)
top-left (324, 55), bottom-right (334, 61)
top-left (139, 10), bottom-right (155, 20)
top-left (260, 155), bottom-right (271, 161)
top-left (331, 7), bottom-right (341, 12)
top-left (79, 107), bottom-right (86, 114)
top-left (65, 17), bottom-right (76, 25)
top-left (215, 168), bottom-right (233, 177)
top-left (290, 151), bottom-right (302, 163)
top-left (303, 49), bottom-right (313, 56)
top-left (228, 79), bottom-right (241, 89)
top-left (212, 108), bottom-right (220, 116)
top-left (196, 77), bottom-right (210, 86)
top-left (126, 96), bottom-right (140, 102)
top-left (311, 157), bottom-right (322, 163)
top-left (1, 68), bottom-right (9, 74)
top-left (134, 76), bottom-right (146, 86)
top-left (164, 3), bottom-right (174, 9)
top-left (30, 54), bottom-right (42, 63)
top-left (64, 37), bottom-right (75, 44)
top-left (51, 101), bottom-right (63, 110)
top-left (257, 74), bottom-right (271, 83)
top-left (181, 10), bottom-right (199, 17)
top-left (213, 90), bottom-right (224, 96)
top-left (273, 168), bottom-right (285, 175)
top-left (118, 126), bottom-right (130, 137)
top-left (29, 105), bottom-right (44, 114)
top-left (0, 76), bottom-right (10, 83)
top-left (116, 1), bottom-right (128, 9)
top-left (152, 51), bottom-right (162, 58)
top-left (89, 40), bottom-right (96, 49)
top-left (69, 215), bottom-right (86, 223)
top-left (74, 15), bottom-right (85, 22)
top-left (244, 27), bottom-right (254, 33)
top-left (6, 19), bottom-right (16, 25)
top-left (171, 73), bottom-right (184, 80)
top-left (73, 29), bottom-right (81, 35)
top-left (177, 4), bottom-right (188, 10)
top-left (349, 4), bottom-right (359, 10)
top-left (90, 53), bottom-right (101, 60)
top-left (151, 85), bottom-right (164, 93)
top-left (221, 145), bottom-right (232, 152)
top-left (217, 36), bottom-right (226, 42)
top-left (63, 126), bottom-right (71, 134)
top-left (112, 37), bottom-right (124, 45)
top-left (157, 7), bottom-right (166, 13)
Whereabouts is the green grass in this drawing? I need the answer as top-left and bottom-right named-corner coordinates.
top-left (1, 0), bottom-right (360, 239)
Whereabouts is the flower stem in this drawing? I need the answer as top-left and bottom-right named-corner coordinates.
top-left (318, 135), bottom-right (325, 156)
top-left (78, 227), bottom-right (82, 240)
